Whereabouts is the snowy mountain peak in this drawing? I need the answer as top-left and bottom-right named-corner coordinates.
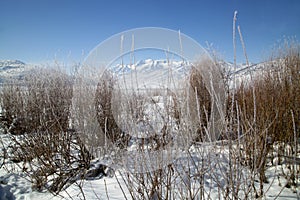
top-left (0, 60), bottom-right (31, 83)
top-left (0, 60), bottom-right (26, 69)
top-left (108, 59), bottom-right (191, 89)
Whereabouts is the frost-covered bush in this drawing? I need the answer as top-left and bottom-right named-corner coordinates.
top-left (0, 67), bottom-right (92, 193)
top-left (0, 68), bottom-right (73, 134)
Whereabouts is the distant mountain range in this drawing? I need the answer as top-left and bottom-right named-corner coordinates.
top-left (110, 59), bottom-right (190, 75)
top-left (0, 59), bottom-right (270, 86)
top-left (110, 59), bottom-right (265, 76)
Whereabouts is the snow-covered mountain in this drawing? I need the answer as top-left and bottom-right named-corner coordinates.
top-left (0, 60), bottom-right (34, 84)
top-left (109, 59), bottom-right (191, 89)
top-left (109, 59), bottom-right (191, 88)
top-left (0, 60), bottom-right (25, 69)
top-left (110, 59), bottom-right (190, 75)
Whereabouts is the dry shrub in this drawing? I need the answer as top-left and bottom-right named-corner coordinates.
top-left (0, 67), bottom-right (91, 193)
top-left (0, 68), bottom-right (73, 134)
top-left (189, 58), bottom-right (226, 142)
top-left (0, 82), bottom-right (25, 134)
top-left (124, 165), bottom-right (175, 200)
top-left (235, 40), bottom-right (300, 195)
top-left (189, 66), bottom-right (212, 142)
top-left (10, 131), bottom-right (90, 192)
top-left (94, 71), bottom-right (131, 148)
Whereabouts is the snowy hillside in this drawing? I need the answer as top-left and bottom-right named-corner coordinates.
top-left (0, 60), bottom-right (25, 69)
top-left (0, 60), bottom-right (33, 83)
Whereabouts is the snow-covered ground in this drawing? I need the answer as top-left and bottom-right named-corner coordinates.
top-left (0, 130), bottom-right (299, 199)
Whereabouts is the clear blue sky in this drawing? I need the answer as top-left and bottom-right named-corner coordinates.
top-left (1, 0), bottom-right (299, 64)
